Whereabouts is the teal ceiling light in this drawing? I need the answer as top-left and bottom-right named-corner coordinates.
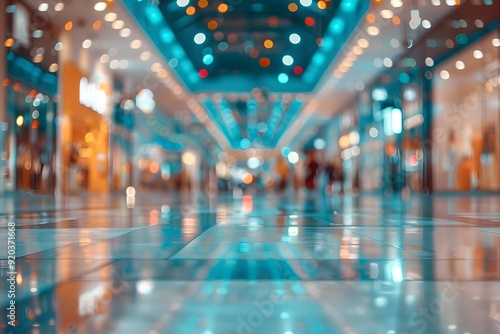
top-left (329, 18), bottom-right (346, 34)
top-left (203, 54), bottom-right (214, 65)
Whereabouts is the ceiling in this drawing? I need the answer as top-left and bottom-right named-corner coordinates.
top-left (122, 0), bottom-right (370, 92)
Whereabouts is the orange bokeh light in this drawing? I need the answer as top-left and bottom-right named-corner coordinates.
top-left (288, 3), bottom-right (298, 12)
top-left (339, 135), bottom-right (350, 149)
top-left (217, 3), bottom-right (228, 13)
top-left (149, 163), bottom-right (159, 174)
top-left (92, 20), bottom-right (102, 30)
top-left (208, 20), bottom-right (218, 30)
top-left (242, 173), bottom-right (253, 185)
top-left (64, 21), bottom-right (73, 31)
top-left (31, 119), bottom-right (40, 130)
top-left (305, 17), bottom-right (315, 26)
top-left (366, 13), bottom-right (376, 23)
top-left (263, 39), bottom-right (274, 49)
top-left (4, 38), bottom-right (14, 47)
top-left (259, 57), bottom-right (271, 67)
top-left (198, 0), bottom-right (208, 8)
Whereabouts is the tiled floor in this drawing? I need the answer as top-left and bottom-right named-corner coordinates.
top-left (1, 191), bottom-right (499, 334)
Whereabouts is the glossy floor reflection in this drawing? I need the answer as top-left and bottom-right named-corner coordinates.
top-left (1, 191), bottom-right (499, 334)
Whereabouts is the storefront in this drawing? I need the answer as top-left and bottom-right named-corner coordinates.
top-left (2, 1), bottom-right (60, 193)
top-left (59, 62), bottom-right (111, 194)
top-left (401, 82), bottom-right (425, 193)
top-left (5, 77), bottom-right (57, 193)
top-left (358, 90), bottom-right (384, 193)
top-left (337, 107), bottom-right (360, 193)
top-left (432, 29), bottom-right (500, 191)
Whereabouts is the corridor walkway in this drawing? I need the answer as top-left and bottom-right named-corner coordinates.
top-left (1, 192), bottom-right (499, 334)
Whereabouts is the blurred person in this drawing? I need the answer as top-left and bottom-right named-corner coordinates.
top-left (275, 156), bottom-right (290, 191)
top-left (324, 160), bottom-right (335, 195)
top-left (446, 131), bottom-right (459, 189)
top-left (304, 150), bottom-right (319, 190)
top-left (480, 124), bottom-right (496, 188)
top-left (325, 158), bottom-right (344, 195)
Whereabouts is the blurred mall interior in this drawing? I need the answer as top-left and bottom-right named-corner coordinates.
top-left (0, 0), bottom-right (499, 333)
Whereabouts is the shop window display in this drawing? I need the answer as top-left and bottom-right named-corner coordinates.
top-left (432, 30), bottom-right (500, 191)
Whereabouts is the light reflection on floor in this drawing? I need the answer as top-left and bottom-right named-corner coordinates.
top-left (0, 191), bottom-right (499, 334)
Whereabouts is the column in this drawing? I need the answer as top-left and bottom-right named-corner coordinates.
top-left (0, 3), bottom-right (8, 193)
top-left (422, 75), bottom-right (434, 194)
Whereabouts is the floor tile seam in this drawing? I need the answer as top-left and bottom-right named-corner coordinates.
top-left (9, 226), bottom-right (152, 260)
top-left (157, 224), bottom-right (221, 259)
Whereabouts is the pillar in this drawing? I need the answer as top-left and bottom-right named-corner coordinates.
top-left (0, 3), bottom-right (8, 193)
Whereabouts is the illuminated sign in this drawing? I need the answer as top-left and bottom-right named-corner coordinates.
top-left (13, 4), bottom-right (30, 48)
top-left (79, 77), bottom-right (107, 114)
top-left (136, 89), bottom-right (155, 114)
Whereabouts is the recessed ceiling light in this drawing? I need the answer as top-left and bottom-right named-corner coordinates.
top-left (455, 60), bottom-right (465, 70)
top-left (49, 63), bottom-right (58, 72)
top-left (38, 3), bottom-right (49, 12)
top-left (150, 62), bottom-right (162, 72)
top-left (54, 3), bottom-right (64, 11)
top-left (473, 50), bottom-right (483, 59)
top-left (110, 59), bottom-right (119, 69)
top-left (120, 28), bottom-right (131, 37)
top-left (94, 2), bottom-right (107, 11)
top-left (112, 20), bottom-right (125, 29)
top-left (352, 46), bottom-right (363, 55)
top-left (289, 33), bottom-right (301, 44)
top-left (139, 51), bottom-right (151, 61)
top-left (422, 20), bottom-right (432, 29)
top-left (367, 26), bottom-right (380, 36)
top-left (104, 13), bottom-right (117, 22)
top-left (82, 39), bottom-right (92, 49)
top-left (358, 38), bottom-right (369, 48)
top-left (492, 38), bottom-right (500, 47)
top-left (282, 55), bottom-right (293, 66)
top-left (100, 54), bottom-right (110, 63)
top-left (390, 0), bottom-right (403, 7)
top-left (33, 54), bottom-right (43, 63)
top-left (380, 10), bottom-right (394, 19)
top-left (194, 33), bottom-right (206, 44)
top-left (440, 70), bottom-right (450, 79)
top-left (130, 39), bottom-right (142, 49)
top-left (32, 30), bottom-right (43, 38)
